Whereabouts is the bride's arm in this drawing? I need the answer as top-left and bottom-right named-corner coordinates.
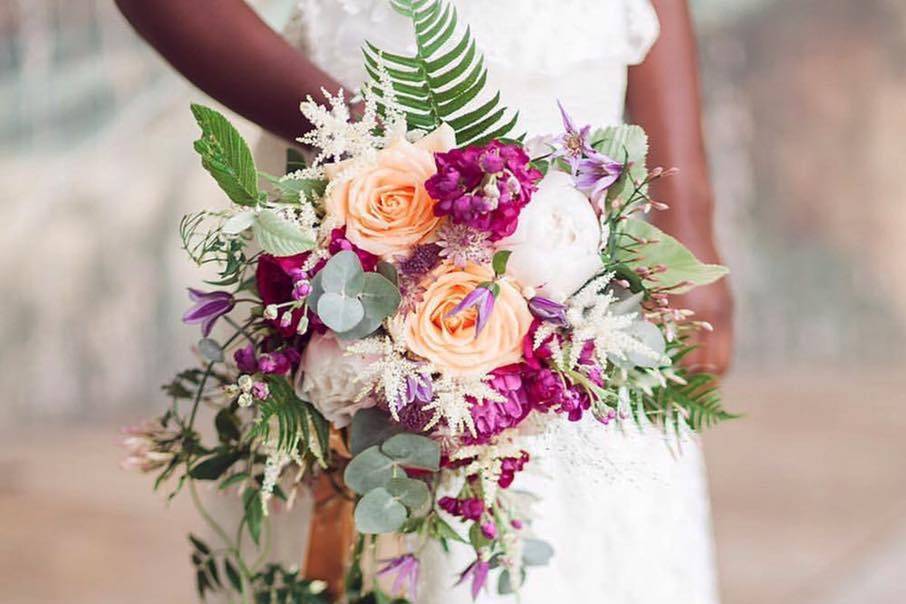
top-left (626, 0), bottom-right (734, 375)
top-left (114, 0), bottom-right (341, 143)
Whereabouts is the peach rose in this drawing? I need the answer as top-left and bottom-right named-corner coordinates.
top-left (403, 262), bottom-right (533, 377)
top-left (325, 124), bottom-right (456, 259)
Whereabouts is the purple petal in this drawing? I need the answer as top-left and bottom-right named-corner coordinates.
top-left (447, 286), bottom-right (489, 318)
top-left (474, 289), bottom-right (496, 336)
top-left (557, 99), bottom-right (576, 134)
top-left (471, 561), bottom-right (489, 600)
top-left (182, 298), bottom-right (233, 323)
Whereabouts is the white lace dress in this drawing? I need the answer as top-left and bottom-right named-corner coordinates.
top-left (254, 1), bottom-right (721, 602)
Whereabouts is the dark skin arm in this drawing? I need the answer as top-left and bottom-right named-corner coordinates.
top-left (627, 0), bottom-right (734, 375)
top-left (115, 0), bottom-right (733, 374)
top-left (114, 0), bottom-right (342, 142)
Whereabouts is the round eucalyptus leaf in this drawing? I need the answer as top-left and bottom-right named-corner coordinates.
top-left (360, 273), bottom-right (402, 317)
top-left (386, 476), bottom-right (430, 512)
top-left (307, 271), bottom-right (324, 311)
top-left (354, 487), bottom-right (407, 534)
top-left (522, 538), bottom-right (555, 567)
top-left (320, 250), bottom-right (365, 296)
top-left (349, 408), bottom-right (403, 456)
top-left (376, 261), bottom-right (399, 286)
top-left (626, 320), bottom-right (667, 368)
top-left (381, 433), bottom-right (440, 471)
top-left (610, 291), bottom-right (644, 317)
top-left (343, 446), bottom-right (396, 494)
top-left (198, 338), bottom-right (224, 363)
top-left (317, 293), bottom-right (365, 333)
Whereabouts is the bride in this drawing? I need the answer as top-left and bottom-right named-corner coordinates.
top-left (117, 0), bottom-right (734, 601)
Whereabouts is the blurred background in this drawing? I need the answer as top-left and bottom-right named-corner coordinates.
top-left (2, 0), bottom-right (905, 602)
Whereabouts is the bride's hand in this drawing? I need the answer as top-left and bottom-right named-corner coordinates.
top-left (672, 273), bottom-right (734, 376)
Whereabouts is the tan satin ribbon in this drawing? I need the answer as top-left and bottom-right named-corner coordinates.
top-left (303, 430), bottom-right (356, 596)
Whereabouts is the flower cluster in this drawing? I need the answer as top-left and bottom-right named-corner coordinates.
top-left (137, 9), bottom-right (731, 602)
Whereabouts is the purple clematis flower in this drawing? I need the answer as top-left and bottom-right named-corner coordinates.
top-left (447, 284), bottom-right (497, 336)
top-left (457, 558), bottom-right (490, 600)
top-left (552, 100), bottom-right (593, 173)
top-left (182, 289), bottom-right (235, 337)
top-left (575, 149), bottom-right (623, 204)
top-left (377, 554), bottom-right (420, 600)
top-left (527, 296), bottom-right (569, 326)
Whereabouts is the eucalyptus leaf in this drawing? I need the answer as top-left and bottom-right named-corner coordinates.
top-left (190, 104), bottom-right (259, 207)
top-left (386, 476), bottom-right (430, 511)
top-left (252, 209), bottom-right (315, 257)
top-left (349, 408), bottom-right (403, 456)
top-left (617, 219), bottom-right (728, 294)
top-left (335, 272), bottom-right (401, 340)
top-left (320, 250), bottom-right (365, 296)
top-left (344, 446), bottom-right (396, 494)
top-left (354, 487), bottom-right (408, 534)
top-left (317, 292), bottom-right (365, 332)
top-left (381, 433), bottom-right (440, 471)
top-left (377, 261), bottom-right (399, 286)
top-left (626, 320), bottom-right (667, 368)
top-left (198, 338), bottom-right (224, 363)
top-left (522, 538), bottom-right (555, 567)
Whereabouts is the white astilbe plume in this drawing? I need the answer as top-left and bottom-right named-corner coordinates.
top-left (567, 273), bottom-right (662, 369)
top-left (424, 375), bottom-right (505, 437)
top-left (447, 436), bottom-right (524, 505)
top-left (298, 88), bottom-right (381, 166)
top-left (346, 335), bottom-right (429, 419)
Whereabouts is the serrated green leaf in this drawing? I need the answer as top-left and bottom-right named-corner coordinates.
top-left (592, 125), bottom-right (649, 164)
top-left (252, 209), bottom-right (316, 257)
top-left (354, 488), bottom-right (408, 534)
top-left (617, 220), bottom-right (728, 294)
top-left (190, 104), bottom-right (259, 207)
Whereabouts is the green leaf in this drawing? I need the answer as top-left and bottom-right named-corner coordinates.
top-left (617, 219), bottom-right (728, 294)
top-left (242, 488), bottom-right (263, 545)
top-left (190, 451), bottom-right (241, 480)
top-left (285, 147), bottom-right (307, 173)
top-left (319, 250), bottom-right (365, 296)
top-left (252, 209), bottom-right (316, 257)
top-left (492, 250), bottom-right (512, 277)
top-left (189, 534), bottom-right (211, 555)
top-left (386, 476), bottom-right (430, 511)
top-left (592, 125), bottom-right (649, 164)
top-left (223, 559), bottom-right (242, 591)
top-left (222, 210), bottom-right (257, 235)
top-left (381, 433), bottom-right (440, 471)
top-left (191, 104), bottom-right (259, 207)
top-left (522, 538), bottom-right (554, 567)
top-left (354, 487), bottom-right (408, 534)
top-left (214, 408), bottom-right (241, 443)
top-left (263, 174), bottom-right (327, 204)
top-left (218, 472), bottom-right (249, 491)
top-left (349, 408), bottom-right (403, 456)
top-left (365, 0), bottom-right (517, 144)
top-left (198, 338), bottom-right (224, 363)
top-left (317, 293), bottom-right (366, 332)
top-left (377, 261), bottom-right (399, 286)
top-left (344, 446), bottom-right (396, 494)
top-left (429, 514), bottom-right (468, 544)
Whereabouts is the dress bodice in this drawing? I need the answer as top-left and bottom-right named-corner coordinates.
top-left (285, 0), bottom-right (659, 134)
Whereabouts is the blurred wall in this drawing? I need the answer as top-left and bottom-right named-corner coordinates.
top-left (1, 0), bottom-right (905, 425)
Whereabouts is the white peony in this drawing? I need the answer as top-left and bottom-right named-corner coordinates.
top-left (497, 170), bottom-right (603, 301)
top-left (295, 332), bottom-right (378, 428)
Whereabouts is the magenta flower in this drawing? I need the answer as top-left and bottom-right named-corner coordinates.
top-left (447, 284), bottom-right (496, 336)
top-left (467, 365), bottom-right (531, 444)
top-left (575, 149), bottom-right (623, 203)
top-left (378, 554), bottom-right (420, 600)
top-left (457, 559), bottom-right (490, 600)
top-left (527, 296), bottom-right (568, 326)
top-left (426, 141), bottom-right (542, 240)
top-left (182, 289), bottom-right (235, 337)
top-left (552, 100), bottom-right (593, 173)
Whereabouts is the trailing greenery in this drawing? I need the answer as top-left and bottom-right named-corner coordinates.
top-left (364, 0), bottom-right (517, 145)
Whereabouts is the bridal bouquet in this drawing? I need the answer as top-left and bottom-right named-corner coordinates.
top-left (123, 1), bottom-right (732, 601)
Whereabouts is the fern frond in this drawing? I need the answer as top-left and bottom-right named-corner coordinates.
top-left (250, 376), bottom-right (330, 465)
top-left (364, 0), bottom-right (517, 145)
